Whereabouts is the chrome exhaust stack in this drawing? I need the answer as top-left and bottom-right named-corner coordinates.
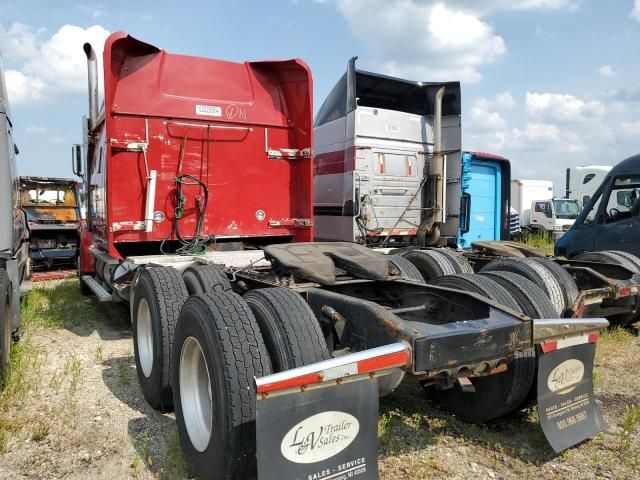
top-left (418, 85), bottom-right (445, 246)
top-left (83, 42), bottom-right (99, 131)
top-left (432, 86), bottom-right (446, 225)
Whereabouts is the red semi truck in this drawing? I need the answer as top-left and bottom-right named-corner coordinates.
top-left (74, 33), bottom-right (638, 479)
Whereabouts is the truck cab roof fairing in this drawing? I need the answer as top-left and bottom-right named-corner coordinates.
top-left (315, 57), bottom-right (461, 127)
top-left (101, 32), bottom-right (313, 138)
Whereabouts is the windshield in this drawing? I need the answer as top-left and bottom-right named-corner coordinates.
top-left (553, 199), bottom-right (580, 219)
top-left (21, 184), bottom-right (77, 207)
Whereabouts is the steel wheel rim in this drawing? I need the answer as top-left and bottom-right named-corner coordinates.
top-left (136, 298), bottom-right (153, 378)
top-left (180, 336), bottom-right (213, 452)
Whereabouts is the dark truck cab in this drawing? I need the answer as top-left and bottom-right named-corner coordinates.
top-left (19, 177), bottom-right (80, 267)
top-left (556, 154), bottom-right (640, 258)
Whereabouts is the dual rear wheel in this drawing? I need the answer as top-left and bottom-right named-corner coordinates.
top-left (172, 288), bottom-right (329, 479)
top-left (426, 273), bottom-right (554, 422)
top-left (131, 263), bottom-right (330, 479)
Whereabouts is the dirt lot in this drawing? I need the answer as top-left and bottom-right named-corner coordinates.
top-left (0, 280), bottom-right (638, 479)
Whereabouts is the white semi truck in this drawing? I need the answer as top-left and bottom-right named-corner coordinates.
top-left (511, 179), bottom-right (580, 235)
top-left (0, 58), bottom-right (30, 377)
top-left (566, 165), bottom-right (612, 207)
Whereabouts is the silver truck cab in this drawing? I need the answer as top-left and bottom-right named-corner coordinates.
top-left (0, 55), bottom-right (29, 376)
top-left (313, 58), bottom-right (462, 247)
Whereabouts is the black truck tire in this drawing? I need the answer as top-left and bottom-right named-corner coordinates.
top-left (425, 273), bottom-right (537, 423)
top-left (432, 249), bottom-right (474, 274)
top-left (388, 255), bottom-right (426, 283)
top-left (172, 292), bottom-right (271, 480)
top-left (0, 269), bottom-right (11, 380)
top-left (182, 264), bottom-right (232, 296)
top-left (243, 287), bottom-right (330, 372)
top-left (480, 258), bottom-right (565, 315)
top-left (402, 249), bottom-right (457, 281)
top-left (431, 273), bottom-right (522, 313)
top-left (574, 251), bottom-right (640, 273)
top-left (132, 267), bottom-right (188, 410)
top-left (529, 258), bottom-right (580, 312)
top-left (479, 271), bottom-right (558, 319)
top-left (574, 251), bottom-right (640, 326)
top-left (605, 250), bottom-right (640, 272)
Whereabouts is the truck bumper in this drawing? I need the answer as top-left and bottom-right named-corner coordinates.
top-left (307, 285), bottom-right (610, 379)
top-left (307, 286), bottom-right (533, 378)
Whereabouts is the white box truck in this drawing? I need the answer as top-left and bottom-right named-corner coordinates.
top-left (511, 179), bottom-right (580, 235)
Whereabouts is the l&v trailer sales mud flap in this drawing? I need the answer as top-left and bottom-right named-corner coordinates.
top-left (537, 342), bottom-right (607, 452)
top-left (256, 379), bottom-right (379, 480)
top-left (254, 342), bottom-right (411, 479)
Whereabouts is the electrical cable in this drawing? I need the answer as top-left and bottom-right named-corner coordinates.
top-left (160, 131), bottom-right (212, 255)
top-left (355, 194), bottom-right (383, 245)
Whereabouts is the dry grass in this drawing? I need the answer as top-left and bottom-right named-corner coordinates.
top-left (0, 280), bottom-right (188, 479)
top-left (378, 326), bottom-right (640, 479)
top-left (1, 280), bottom-right (638, 479)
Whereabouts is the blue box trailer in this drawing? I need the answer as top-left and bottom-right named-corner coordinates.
top-left (457, 151), bottom-right (512, 248)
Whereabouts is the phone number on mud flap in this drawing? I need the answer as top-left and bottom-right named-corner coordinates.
top-left (557, 410), bottom-right (588, 430)
top-left (307, 458), bottom-right (368, 480)
top-left (321, 466), bottom-right (367, 480)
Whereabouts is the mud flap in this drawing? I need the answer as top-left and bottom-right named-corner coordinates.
top-left (537, 343), bottom-right (607, 452)
top-left (257, 379), bottom-right (379, 480)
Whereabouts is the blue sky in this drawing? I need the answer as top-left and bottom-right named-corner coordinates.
top-left (1, 0), bottom-right (639, 193)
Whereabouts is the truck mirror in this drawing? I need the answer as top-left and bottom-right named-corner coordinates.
top-left (72, 144), bottom-right (83, 177)
top-left (14, 143), bottom-right (19, 155)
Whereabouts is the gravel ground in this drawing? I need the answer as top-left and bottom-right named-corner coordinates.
top-left (0, 280), bottom-right (638, 479)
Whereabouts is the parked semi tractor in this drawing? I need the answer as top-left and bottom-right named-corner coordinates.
top-left (76, 34), bottom-right (639, 479)
top-left (0, 58), bottom-right (29, 378)
top-left (312, 66), bottom-right (511, 248)
top-left (566, 165), bottom-right (612, 207)
top-left (19, 176), bottom-right (80, 269)
top-left (511, 179), bottom-right (580, 235)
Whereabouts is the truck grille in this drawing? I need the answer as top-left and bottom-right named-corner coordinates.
top-left (509, 212), bottom-right (521, 235)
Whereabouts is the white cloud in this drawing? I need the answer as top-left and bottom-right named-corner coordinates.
top-left (506, 0), bottom-right (579, 10)
top-left (325, 0), bottom-right (580, 83)
top-left (0, 23), bottom-right (110, 104)
top-left (4, 70), bottom-right (45, 104)
top-left (471, 122), bottom-right (584, 154)
top-left (495, 91), bottom-right (516, 109)
top-left (620, 121), bottom-right (640, 138)
top-left (25, 125), bottom-right (47, 134)
top-left (425, 0), bottom-right (580, 14)
top-left (632, 0), bottom-right (640, 22)
top-left (336, 1), bottom-right (506, 82)
top-left (467, 92), bottom-right (515, 131)
top-left (0, 23), bottom-right (42, 62)
top-left (598, 65), bottom-right (617, 77)
top-left (526, 92), bottom-right (605, 122)
top-left (469, 102), bottom-right (507, 131)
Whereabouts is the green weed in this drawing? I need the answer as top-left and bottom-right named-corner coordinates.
top-left (620, 404), bottom-right (640, 450)
top-left (94, 344), bottom-right (105, 364)
top-left (64, 354), bottom-right (83, 394)
top-left (161, 432), bottom-right (188, 480)
top-left (519, 232), bottom-right (555, 256)
top-left (31, 421), bottom-right (49, 442)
